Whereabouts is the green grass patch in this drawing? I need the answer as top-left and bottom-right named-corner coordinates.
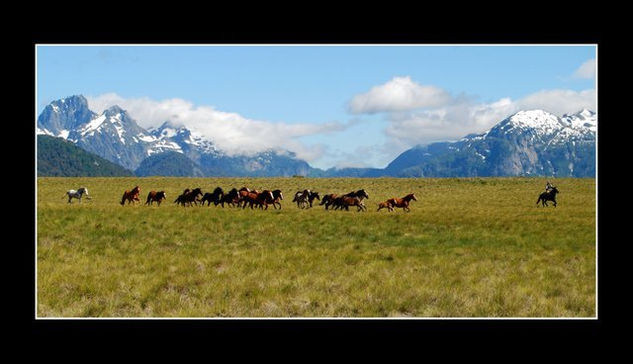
top-left (37, 177), bottom-right (596, 317)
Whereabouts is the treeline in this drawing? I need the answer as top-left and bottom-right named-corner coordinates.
top-left (37, 135), bottom-right (134, 177)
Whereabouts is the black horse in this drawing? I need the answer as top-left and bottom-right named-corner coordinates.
top-left (175, 188), bottom-right (203, 207)
top-left (200, 187), bottom-right (224, 206)
top-left (269, 189), bottom-right (284, 209)
top-left (306, 191), bottom-right (320, 208)
top-left (292, 189), bottom-right (319, 208)
top-left (218, 188), bottom-right (240, 207)
top-left (537, 186), bottom-right (560, 207)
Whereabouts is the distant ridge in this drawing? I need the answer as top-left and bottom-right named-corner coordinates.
top-left (37, 135), bottom-right (134, 177)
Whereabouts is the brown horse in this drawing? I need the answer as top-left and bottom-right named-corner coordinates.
top-left (340, 196), bottom-right (366, 212)
top-left (388, 193), bottom-right (417, 212)
top-left (242, 190), bottom-right (274, 209)
top-left (377, 200), bottom-right (394, 212)
top-left (237, 187), bottom-right (251, 207)
top-left (320, 194), bottom-right (338, 210)
top-left (121, 186), bottom-right (141, 206)
top-left (145, 191), bottom-right (167, 206)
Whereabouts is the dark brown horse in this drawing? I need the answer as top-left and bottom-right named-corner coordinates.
top-left (339, 196), bottom-right (366, 212)
top-left (121, 186), bottom-right (141, 206)
top-left (145, 190), bottom-right (167, 206)
top-left (320, 194), bottom-right (338, 210)
top-left (331, 189), bottom-right (369, 210)
top-left (388, 193), bottom-right (417, 212)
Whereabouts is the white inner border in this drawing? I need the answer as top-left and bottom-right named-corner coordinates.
top-left (35, 43), bottom-right (598, 320)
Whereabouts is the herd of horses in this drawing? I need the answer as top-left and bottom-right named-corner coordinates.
top-left (63, 182), bottom-right (561, 210)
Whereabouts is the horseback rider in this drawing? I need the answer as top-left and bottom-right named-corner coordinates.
top-left (545, 181), bottom-right (554, 193)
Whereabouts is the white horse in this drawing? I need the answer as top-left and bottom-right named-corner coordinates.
top-left (64, 187), bottom-right (91, 203)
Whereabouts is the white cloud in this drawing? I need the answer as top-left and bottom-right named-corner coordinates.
top-left (515, 89), bottom-right (596, 116)
top-left (347, 76), bottom-right (452, 114)
top-left (85, 93), bottom-right (345, 162)
top-left (572, 58), bottom-right (596, 79)
top-left (382, 88), bottom-right (596, 153)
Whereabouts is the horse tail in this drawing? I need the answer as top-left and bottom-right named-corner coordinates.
top-left (121, 192), bottom-right (127, 205)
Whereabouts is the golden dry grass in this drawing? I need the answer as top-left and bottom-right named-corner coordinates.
top-left (37, 177), bottom-right (596, 317)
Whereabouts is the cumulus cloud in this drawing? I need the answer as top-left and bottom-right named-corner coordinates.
top-left (572, 58), bottom-right (596, 79)
top-left (515, 89), bottom-right (596, 116)
top-left (85, 93), bottom-right (346, 162)
top-left (382, 88), bottom-right (596, 151)
top-left (347, 76), bottom-right (452, 114)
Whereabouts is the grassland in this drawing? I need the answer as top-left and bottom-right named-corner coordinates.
top-left (36, 177), bottom-right (596, 317)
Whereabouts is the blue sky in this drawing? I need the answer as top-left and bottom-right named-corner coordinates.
top-left (36, 45), bottom-right (597, 169)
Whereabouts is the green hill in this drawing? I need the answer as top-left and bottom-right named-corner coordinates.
top-left (37, 135), bottom-right (134, 177)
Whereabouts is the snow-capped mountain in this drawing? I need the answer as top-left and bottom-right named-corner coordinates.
top-left (37, 95), bottom-right (315, 176)
top-left (37, 95), bottom-right (97, 139)
top-left (383, 109), bottom-right (597, 177)
top-left (37, 96), bottom-right (596, 177)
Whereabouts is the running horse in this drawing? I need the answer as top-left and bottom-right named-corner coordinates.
top-left (339, 196), bottom-right (367, 212)
top-left (377, 200), bottom-right (394, 212)
top-left (175, 188), bottom-right (203, 207)
top-left (237, 187), bottom-right (252, 207)
top-left (269, 189), bottom-right (284, 209)
top-left (387, 193), bottom-right (417, 212)
top-left (258, 189), bottom-right (283, 210)
top-left (292, 189), bottom-right (310, 209)
top-left (200, 187), bottom-right (224, 206)
top-left (218, 188), bottom-right (240, 207)
top-left (63, 187), bottom-right (91, 203)
top-left (332, 189), bottom-right (369, 211)
top-left (319, 194), bottom-right (338, 210)
top-left (242, 190), bottom-right (274, 210)
top-left (293, 190), bottom-right (320, 209)
top-left (120, 186), bottom-right (141, 206)
top-left (536, 186), bottom-right (559, 207)
top-left (145, 191), bottom-right (167, 206)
